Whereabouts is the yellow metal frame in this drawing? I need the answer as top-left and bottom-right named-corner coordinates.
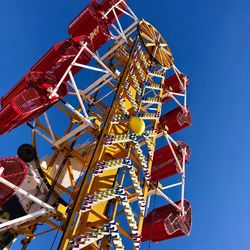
top-left (9, 20), bottom-right (172, 249)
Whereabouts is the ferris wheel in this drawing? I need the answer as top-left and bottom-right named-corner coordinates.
top-left (0, 1), bottom-right (192, 249)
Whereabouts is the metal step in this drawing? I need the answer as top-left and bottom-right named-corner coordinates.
top-left (93, 157), bottom-right (145, 214)
top-left (144, 82), bottom-right (162, 90)
top-left (141, 96), bottom-right (161, 104)
top-left (93, 158), bottom-right (130, 175)
top-left (136, 112), bottom-right (160, 120)
top-left (68, 220), bottom-right (124, 250)
top-left (104, 133), bottom-right (136, 146)
top-left (103, 133), bottom-right (152, 184)
top-left (111, 114), bottom-right (129, 124)
top-left (80, 186), bottom-right (141, 249)
top-left (148, 70), bottom-right (166, 78)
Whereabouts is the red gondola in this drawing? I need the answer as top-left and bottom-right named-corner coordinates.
top-left (1, 77), bottom-right (26, 109)
top-left (158, 106), bottom-right (192, 134)
top-left (68, 6), bottom-right (110, 51)
top-left (162, 73), bottom-right (189, 103)
top-left (151, 142), bottom-right (190, 181)
top-left (0, 72), bottom-right (68, 135)
top-left (1, 36), bottom-right (90, 110)
top-left (0, 157), bottom-right (27, 206)
top-left (141, 200), bottom-right (192, 242)
top-left (31, 36), bottom-right (92, 81)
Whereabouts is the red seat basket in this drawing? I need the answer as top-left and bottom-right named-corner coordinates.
top-left (0, 157), bottom-right (27, 206)
top-left (1, 77), bottom-right (27, 109)
top-left (0, 72), bottom-right (68, 135)
top-left (158, 106), bottom-right (192, 134)
top-left (31, 38), bottom-right (92, 81)
top-left (162, 73), bottom-right (189, 103)
top-left (142, 200), bottom-right (192, 242)
top-left (151, 142), bottom-right (190, 181)
top-left (68, 6), bottom-right (110, 51)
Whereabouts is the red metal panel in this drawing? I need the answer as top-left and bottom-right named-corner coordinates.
top-left (1, 37), bottom-right (91, 112)
top-left (31, 38), bottom-right (92, 81)
top-left (68, 6), bottom-right (110, 51)
top-left (0, 72), bottom-right (68, 135)
top-left (151, 142), bottom-right (190, 181)
top-left (0, 104), bottom-right (23, 135)
top-left (1, 77), bottom-right (27, 109)
top-left (158, 106), bottom-right (192, 134)
top-left (141, 200), bottom-right (192, 242)
top-left (0, 157), bottom-right (27, 206)
top-left (0, 88), bottom-right (51, 135)
top-left (162, 73), bottom-right (189, 103)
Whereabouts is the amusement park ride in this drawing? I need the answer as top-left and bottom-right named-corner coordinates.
top-left (0, 0), bottom-right (192, 249)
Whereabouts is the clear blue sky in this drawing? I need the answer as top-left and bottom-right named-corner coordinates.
top-left (0, 0), bottom-right (250, 249)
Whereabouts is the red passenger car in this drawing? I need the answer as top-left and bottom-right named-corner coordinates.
top-left (158, 106), bottom-right (192, 134)
top-left (68, 5), bottom-right (110, 51)
top-left (162, 73), bottom-right (189, 103)
top-left (151, 142), bottom-right (190, 181)
top-left (1, 37), bottom-right (90, 110)
top-left (31, 36), bottom-right (92, 81)
top-left (0, 157), bottom-right (27, 206)
top-left (1, 77), bottom-right (27, 109)
top-left (142, 200), bottom-right (192, 242)
top-left (0, 72), bottom-right (68, 135)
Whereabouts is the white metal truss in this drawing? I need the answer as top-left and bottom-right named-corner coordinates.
top-left (103, 0), bottom-right (139, 41)
top-left (0, 167), bottom-right (55, 232)
top-left (32, 10), bottom-right (140, 151)
top-left (0, 208), bottom-right (52, 232)
top-left (0, 176), bottom-right (55, 212)
top-left (162, 63), bottom-right (188, 112)
top-left (48, 1), bottom-right (140, 103)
